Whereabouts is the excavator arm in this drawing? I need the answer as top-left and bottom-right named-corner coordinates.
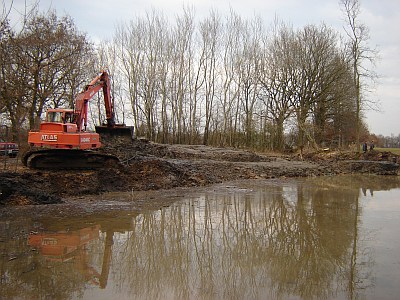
top-left (74, 70), bottom-right (114, 132)
top-left (74, 70), bottom-right (132, 138)
top-left (99, 71), bottom-right (115, 127)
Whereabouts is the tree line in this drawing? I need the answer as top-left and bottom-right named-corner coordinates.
top-left (1, 0), bottom-right (376, 153)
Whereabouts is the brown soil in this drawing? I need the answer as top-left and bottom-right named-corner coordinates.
top-left (0, 138), bottom-right (399, 206)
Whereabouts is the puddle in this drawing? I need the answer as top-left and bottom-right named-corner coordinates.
top-left (1, 175), bottom-right (400, 299)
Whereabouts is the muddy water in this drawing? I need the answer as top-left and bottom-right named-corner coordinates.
top-left (1, 175), bottom-right (400, 299)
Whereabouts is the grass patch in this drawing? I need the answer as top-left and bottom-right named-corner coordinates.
top-left (375, 148), bottom-right (400, 155)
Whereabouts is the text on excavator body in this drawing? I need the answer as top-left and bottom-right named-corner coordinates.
top-left (41, 134), bottom-right (58, 141)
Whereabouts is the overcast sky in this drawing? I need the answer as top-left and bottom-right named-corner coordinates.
top-left (8, 0), bottom-right (400, 136)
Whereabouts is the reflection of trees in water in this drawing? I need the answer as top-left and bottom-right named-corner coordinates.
top-left (306, 175), bottom-right (398, 297)
top-left (109, 180), bottom-right (363, 299)
top-left (267, 184), bottom-right (358, 299)
top-left (309, 174), bottom-right (400, 196)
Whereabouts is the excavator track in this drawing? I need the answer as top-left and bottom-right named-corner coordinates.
top-left (23, 149), bottom-right (120, 170)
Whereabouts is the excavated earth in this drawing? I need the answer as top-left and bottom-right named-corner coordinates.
top-left (0, 137), bottom-right (399, 207)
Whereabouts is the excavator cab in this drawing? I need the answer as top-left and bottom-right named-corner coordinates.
top-left (46, 110), bottom-right (63, 123)
top-left (45, 109), bottom-right (74, 124)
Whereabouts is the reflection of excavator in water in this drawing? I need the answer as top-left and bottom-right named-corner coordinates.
top-left (28, 225), bottom-right (114, 289)
top-left (23, 70), bottom-right (133, 169)
top-left (27, 212), bottom-right (137, 290)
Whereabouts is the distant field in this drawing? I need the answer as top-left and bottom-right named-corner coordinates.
top-left (376, 148), bottom-right (400, 155)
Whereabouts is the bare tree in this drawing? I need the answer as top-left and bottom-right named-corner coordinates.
top-left (0, 0), bottom-right (39, 141)
top-left (169, 7), bottom-right (195, 143)
top-left (116, 10), bottom-right (171, 140)
top-left (0, 0), bottom-right (12, 31)
top-left (0, 30), bottom-right (30, 142)
top-left (311, 49), bottom-right (356, 148)
top-left (197, 10), bottom-right (220, 145)
top-left (219, 11), bottom-right (243, 147)
top-left (11, 11), bottom-right (93, 129)
top-left (187, 11), bottom-right (206, 145)
top-left (157, 21), bottom-right (173, 144)
top-left (1, 0), bottom-right (38, 32)
top-left (340, 0), bottom-right (377, 152)
top-left (259, 21), bottom-right (295, 151)
top-left (287, 25), bottom-right (346, 154)
top-left (114, 21), bottom-right (143, 136)
top-left (237, 16), bottom-right (263, 148)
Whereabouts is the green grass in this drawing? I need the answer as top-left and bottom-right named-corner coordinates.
top-left (375, 147), bottom-right (400, 155)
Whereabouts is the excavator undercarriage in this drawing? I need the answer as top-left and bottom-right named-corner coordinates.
top-left (23, 149), bottom-right (120, 170)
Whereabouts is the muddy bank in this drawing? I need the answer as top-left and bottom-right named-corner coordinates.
top-left (0, 139), bottom-right (398, 205)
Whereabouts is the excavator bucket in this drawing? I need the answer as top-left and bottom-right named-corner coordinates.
top-left (95, 124), bottom-right (134, 140)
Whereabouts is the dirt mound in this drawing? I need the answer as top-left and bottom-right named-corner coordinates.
top-left (0, 172), bottom-right (62, 205)
top-left (1, 139), bottom-right (399, 206)
top-left (100, 137), bottom-right (271, 163)
top-left (303, 149), bottom-right (399, 163)
top-left (301, 149), bottom-right (399, 175)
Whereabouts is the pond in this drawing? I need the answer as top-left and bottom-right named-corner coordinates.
top-left (0, 175), bottom-right (399, 299)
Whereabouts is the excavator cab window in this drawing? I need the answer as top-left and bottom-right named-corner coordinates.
top-left (46, 111), bottom-right (63, 123)
top-left (64, 112), bottom-right (73, 123)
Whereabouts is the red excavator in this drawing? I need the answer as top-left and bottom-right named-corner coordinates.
top-left (23, 70), bottom-right (132, 169)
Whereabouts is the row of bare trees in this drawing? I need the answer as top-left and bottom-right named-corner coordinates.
top-left (1, 0), bottom-right (374, 152)
top-left (101, 8), bottom-right (365, 152)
